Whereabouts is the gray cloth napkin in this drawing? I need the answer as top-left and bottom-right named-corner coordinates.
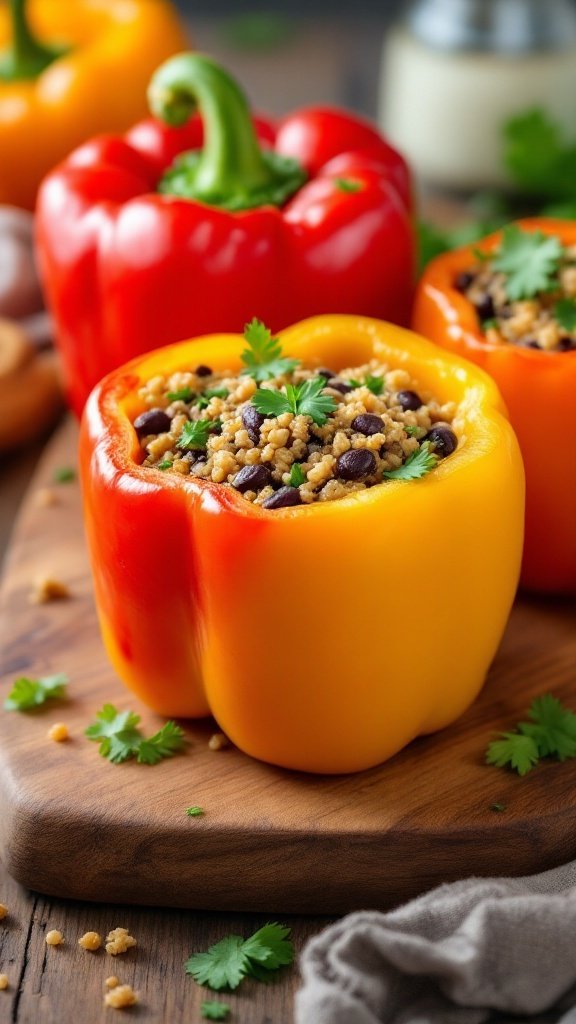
top-left (296, 862), bottom-right (576, 1024)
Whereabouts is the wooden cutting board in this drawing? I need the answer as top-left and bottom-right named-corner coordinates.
top-left (0, 418), bottom-right (575, 913)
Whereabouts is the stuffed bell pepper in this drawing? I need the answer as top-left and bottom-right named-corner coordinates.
top-left (37, 52), bottom-right (415, 417)
top-left (80, 314), bottom-right (524, 774)
top-left (0, 0), bottom-right (187, 210)
top-left (413, 219), bottom-right (576, 595)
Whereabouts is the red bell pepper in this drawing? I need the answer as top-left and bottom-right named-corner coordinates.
top-left (36, 53), bottom-right (414, 416)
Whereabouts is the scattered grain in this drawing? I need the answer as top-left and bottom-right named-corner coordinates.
top-left (47, 722), bottom-right (69, 743)
top-left (208, 733), bottom-right (228, 752)
top-left (105, 928), bottom-right (137, 956)
top-left (0, 975), bottom-right (8, 990)
top-left (78, 931), bottom-right (101, 951)
top-left (30, 575), bottom-right (70, 604)
top-left (0, 905), bottom-right (7, 921)
top-left (46, 929), bottom-right (64, 946)
top-left (104, 984), bottom-right (137, 1009)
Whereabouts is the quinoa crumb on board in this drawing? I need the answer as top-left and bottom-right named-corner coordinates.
top-left (0, 904), bottom-right (7, 920)
top-left (45, 929), bottom-right (64, 946)
top-left (208, 732), bottom-right (228, 751)
top-left (30, 575), bottom-right (70, 604)
top-left (133, 353), bottom-right (457, 510)
top-left (106, 976), bottom-right (121, 989)
top-left (0, 974), bottom-right (8, 991)
top-left (104, 983), bottom-right (137, 1009)
top-left (78, 930), bottom-right (102, 951)
top-left (47, 722), bottom-right (69, 742)
top-left (105, 928), bottom-right (137, 956)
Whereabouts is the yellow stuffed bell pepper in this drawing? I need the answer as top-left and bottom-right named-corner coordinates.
top-left (80, 315), bottom-right (524, 774)
top-left (0, 0), bottom-right (187, 210)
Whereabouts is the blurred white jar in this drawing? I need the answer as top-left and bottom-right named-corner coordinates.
top-left (379, 0), bottom-right (576, 190)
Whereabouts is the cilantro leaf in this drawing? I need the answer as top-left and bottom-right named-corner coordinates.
top-left (492, 225), bottom-right (563, 301)
top-left (554, 297), bottom-right (576, 334)
top-left (85, 704), bottom-right (185, 766)
top-left (503, 108), bottom-right (576, 201)
top-left (240, 318), bottom-right (298, 382)
top-left (347, 374), bottom-right (384, 395)
top-left (186, 806), bottom-right (204, 817)
top-left (157, 459), bottom-right (172, 470)
top-left (176, 419), bottom-right (214, 451)
top-left (84, 704), bottom-right (142, 761)
top-left (136, 720), bottom-right (186, 765)
top-left (195, 388), bottom-right (229, 410)
top-left (519, 694), bottom-right (576, 760)
top-left (201, 1003), bottom-right (230, 1021)
top-left (4, 674), bottom-right (68, 712)
top-left (252, 377), bottom-right (336, 426)
top-left (185, 923), bottom-right (293, 993)
top-left (167, 387), bottom-right (195, 403)
top-left (485, 732), bottom-right (540, 776)
top-left (288, 463), bottom-right (306, 487)
top-left (404, 425), bottom-right (424, 438)
top-left (186, 935), bottom-right (248, 990)
top-left (383, 441), bottom-right (438, 481)
top-left (53, 466), bottom-right (75, 484)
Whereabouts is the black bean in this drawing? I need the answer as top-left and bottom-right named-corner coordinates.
top-left (522, 339), bottom-right (541, 350)
top-left (474, 295), bottom-right (495, 322)
top-left (134, 408), bottom-right (171, 437)
top-left (327, 378), bottom-right (353, 394)
top-left (182, 450), bottom-right (206, 464)
top-left (242, 405), bottom-right (265, 444)
top-left (426, 425), bottom-right (458, 457)
top-left (194, 364), bottom-right (212, 377)
top-left (316, 367), bottom-right (336, 380)
top-left (262, 486), bottom-right (303, 510)
top-left (233, 464), bottom-right (271, 493)
top-left (336, 449), bottom-right (377, 480)
top-left (559, 336), bottom-right (575, 351)
top-left (352, 413), bottom-right (384, 436)
top-left (396, 390), bottom-right (423, 412)
top-left (454, 270), bottom-right (475, 292)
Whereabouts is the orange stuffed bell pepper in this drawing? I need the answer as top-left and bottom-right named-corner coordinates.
top-left (80, 314), bottom-right (524, 774)
top-left (413, 218), bottom-right (576, 595)
top-left (0, 0), bottom-right (186, 210)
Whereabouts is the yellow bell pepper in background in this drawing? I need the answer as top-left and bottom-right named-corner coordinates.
top-left (0, 0), bottom-right (187, 210)
top-left (80, 315), bottom-right (525, 774)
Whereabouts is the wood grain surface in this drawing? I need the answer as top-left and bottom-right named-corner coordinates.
top-left (0, 418), bottom-right (575, 921)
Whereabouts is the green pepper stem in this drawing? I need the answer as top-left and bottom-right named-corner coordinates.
top-left (149, 53), bottom-right (306, 211)
top-left (0, 0), bottom-right (62, 81)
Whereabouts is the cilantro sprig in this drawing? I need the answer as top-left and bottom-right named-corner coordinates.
top-left (240, 319), bottom-right (299, 382)
top-left (492, 225), bottom-right (563, 301)
top-left (347, 374), bottom-right (384, 396)
top-left (176, 418), bottom-right (220, 451)
top-left (486, 694), bottom-right (576, 776)
top-left (554, 297), bottom-right (576, 333)
top-left (252, 377), bottom-right (336, 426)
top-left (383, 441), bottom-right (438, 481)
top-left (85, 704), bottom-right (186, 765)
top-left (4, 674), bottom-right (68, 712)
top-left (185, 922), bottom-right (293, 992)
top-left (201, 1003), bottom-right (230, 1021)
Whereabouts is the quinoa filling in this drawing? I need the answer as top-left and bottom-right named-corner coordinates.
top-left (133, 322), bottom-right (458, 509)
top-left (455, 226), bottom-right (576, 352)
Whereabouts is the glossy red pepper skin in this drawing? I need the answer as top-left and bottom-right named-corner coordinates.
top-left (36, 107), bottom-right (414, 417)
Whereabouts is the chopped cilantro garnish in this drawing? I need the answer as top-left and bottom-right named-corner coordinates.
top-left (288, 463), bottom-right (306, 487)
top-left (186, 806), bottom-right (204, 817)
top-left (157, 460), bottom-right (172, 470)
top-left (240, 318), bottom-right (299, 382)
top-left (482, 318), bottom-right (499, 331)
top-left (4, 674), bottom-right (68, 712)
top-left (383, 441), bottom-right (438, 481)
top-left (490, 802), bottom-right (506, 813)
top-left (85, 704), bottom-right (186, 765)
top-left (185, 922), bottom-right (293, 992)
top-left (176, 419), bottom-right (213, 451)
top-left (486, 694), bottom-right (576, 775)
top-left (492, 225), bottom-right (563, 301)
top-left (554, 297), bottom-right (576, 333)
top-left (201, 1003), bottom-right (230, 1021)
top-left (347, 374), bottom-right (384, 395)
top-left (334, 177), bottom-right (362, 193)
top-left (53, 466), bottom-right (75, 484)
top-left (404, 425), bottom-right (424, 438)
top-left (252, 376), bottom-right (336, 426)
top-left (196, 388), bottom-right (229, 410)
top-left (167, 387), bottom-right (195, 403)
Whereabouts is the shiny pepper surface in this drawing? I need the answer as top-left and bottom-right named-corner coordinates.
top-left (413, 219), bottom-right (576, 595)
top-left (80, 315), bottom-right (524, 774)
top-left (37, 53), bottom-right (414, 417)
top-left (0, 0), bottom-right (187, 210)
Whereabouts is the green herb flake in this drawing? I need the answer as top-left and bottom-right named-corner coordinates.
top-left (195, 388), bottom-right (229, 410)
top-left (554, 297), bottom-right (576, 333)
top-left (240, 318), bottom-right (299, 382)
top-left (185, 922), bottom-right (294, 992)
top-left (482, 318), bottom-right (499, 331)
top-left (347, 374), bottom-right (384, 395)
top-left (404, 425), bottom-right (424, 438)
top-left (492, 225), bottom-right (563, 301)
top-left (485, 732), bottom-right (540, 776)
top-left (490, 802), bottom-right (506, 813)
top-left (157, 460), bottom-right (172, 471)
top-left (186, 805), bottom-right (205, 817)
top-left (167, 387), bottom-right (195, 403)
top-left (4, 674), bottom-right (68, 712)
top-left (53, 466), bottom-right (75, 484)
top-left (383, 441), bottom-right (438, 481)
top-left (288, 463), bottom-right (306, 488)
top-left (201, 1003), bottom-right (231, 1021)
top-left (85, 704), bottom-right (185, 765)
top-left (334, 177), bottom-right (362, 193)
top-left (176, 419), bottom-right (213, 451)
